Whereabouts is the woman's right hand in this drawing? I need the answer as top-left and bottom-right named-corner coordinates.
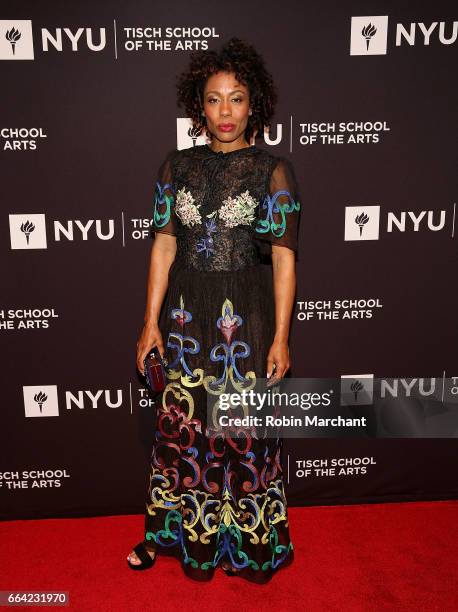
top-left (136, 321), bottom-right (165, 376)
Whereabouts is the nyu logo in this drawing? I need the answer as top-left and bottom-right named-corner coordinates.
top-left (381, 378), bottom-right (440, 399)
top-left (344, 205), bottom-right (448, 241)
top-left (23, 385), bottom-right (124, 417)
top-left (350, 16), bottom-right (457, 55)
top-left (0, 19), bottom-right (106, 60)
top-left (9, 213), bottom-right (115, 249)
top-left (177, 117), bottom-right (283, 150)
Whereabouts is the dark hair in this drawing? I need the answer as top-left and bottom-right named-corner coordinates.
top-left (176, 37), bottom-right (277, 143)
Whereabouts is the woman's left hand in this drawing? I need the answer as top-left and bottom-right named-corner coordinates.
top-left (266, 338), bottom-right (290, 381)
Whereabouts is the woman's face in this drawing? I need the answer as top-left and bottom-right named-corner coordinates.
top-left (202, 71), bottom-right (251, 145)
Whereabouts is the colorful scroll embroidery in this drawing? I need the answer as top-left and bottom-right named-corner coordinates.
top-left (255, 189), bottom-right (300, 239)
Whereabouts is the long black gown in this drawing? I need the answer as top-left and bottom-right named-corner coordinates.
top-left (143, 142), bottom-right (301, 583)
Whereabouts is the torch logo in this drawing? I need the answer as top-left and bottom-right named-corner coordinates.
top-left (5, 26), bottom-right (21, 55)
top-left (34, 391), bottom-right (48, 413)
top-left (350, 380), bottom-right (364, 402)
top-left (0, 20), bottom-right (34, 60)
top-left (341, 375), bottom-right (374, 406)
top-left (20, 219), bottom-right (35, 245)
top-left (188, 125), bottom-right (203, 147)
top-left (9, 214), bottom-right (47, 249)
top-left (361, 23), bottom-right (377, 51)
top-left (355, 212), bottom-right (370, 237)
top-left (350, 16), bottom-right (388, 56)
top-left (177, 118), bottom-right (209, 150)
top-left (344, 206), bottom-right (380, 241)
top-left (23, 385), bottom-right (59, 417)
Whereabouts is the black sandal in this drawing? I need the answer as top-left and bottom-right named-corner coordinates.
top-left (127, 542), bottom-right (157, 571)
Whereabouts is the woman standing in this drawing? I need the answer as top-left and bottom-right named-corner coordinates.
top-left (127, 37), bottom-right (301, 583)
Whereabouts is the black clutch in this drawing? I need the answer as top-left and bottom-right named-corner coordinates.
top-left (143, 346), bottom-right (168, 394)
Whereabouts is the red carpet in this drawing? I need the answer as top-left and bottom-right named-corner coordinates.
top-left (1, 501), bottom-right (457, 611)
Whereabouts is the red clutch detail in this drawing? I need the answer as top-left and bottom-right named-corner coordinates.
top-left (143, 346), bottom-right (167, 393)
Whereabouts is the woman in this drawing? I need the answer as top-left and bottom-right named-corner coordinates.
top-left (127, 37), bottom-right (301, 583)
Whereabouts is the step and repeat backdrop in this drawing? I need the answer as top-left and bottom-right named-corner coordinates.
top-left (1, 2), bottom-right (457, 519)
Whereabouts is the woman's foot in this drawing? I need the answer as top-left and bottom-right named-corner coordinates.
top-left (221, 560), bottom-right (241, 574)
top-left (127, 547), bottom-right (156, 566)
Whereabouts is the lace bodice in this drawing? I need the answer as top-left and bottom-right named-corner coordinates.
top-left (151, 143), bottom-right (301, 272)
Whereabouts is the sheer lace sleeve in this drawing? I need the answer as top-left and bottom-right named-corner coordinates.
top-left (151, 151), bottom-right (177, 238)
top-left (254, 156), bottom-right (301, 255)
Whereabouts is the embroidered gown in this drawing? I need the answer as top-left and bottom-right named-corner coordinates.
top-left (143, 142), bottom-right (301, 583)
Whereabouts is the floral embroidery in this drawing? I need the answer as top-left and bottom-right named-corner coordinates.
top-left (203, 297), bottom-right (256, 394)
top-left (175, 187), bottom-right (202, 227)
top-left (219, 190), bottom-right (258, 228)
top-left (171, 185), bottom-right (299, 258)
top-left (166, 294), bottom-right (204, 384)
top-left (196, 190), bottom-right (258, 258)
top-left (174, 186), bottom-right (260, 231)
top-left (196, 213), bottom-right (218, 258)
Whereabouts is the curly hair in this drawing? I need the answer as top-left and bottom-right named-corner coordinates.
top-left (176, 37), bottom-right (278, 143)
